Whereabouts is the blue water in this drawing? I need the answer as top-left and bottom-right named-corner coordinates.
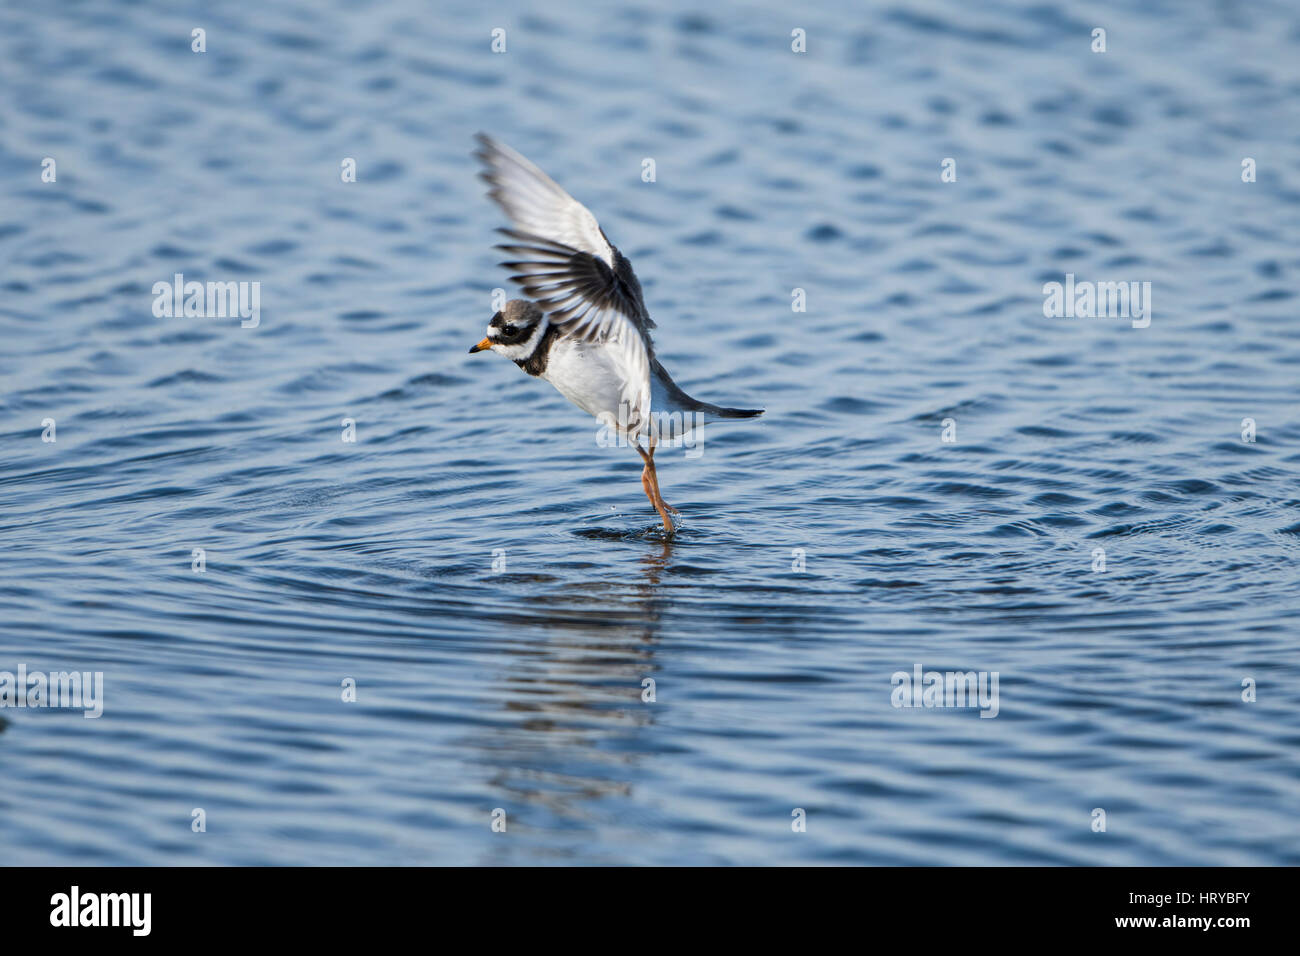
top-left (1, 0), bottom-right (1298, 865)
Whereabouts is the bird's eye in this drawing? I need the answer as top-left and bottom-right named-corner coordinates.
top-left (503, 324), bottom-right (517, 336)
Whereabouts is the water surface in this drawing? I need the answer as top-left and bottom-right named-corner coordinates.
top-left (1, 0), bottom-right (1298, 865)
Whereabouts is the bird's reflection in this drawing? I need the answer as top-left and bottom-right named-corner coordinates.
top-left (469, 535), bottom-right (673, 853)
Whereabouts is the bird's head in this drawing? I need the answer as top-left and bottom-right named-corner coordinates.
top-left (468, 299), bottom-right (549, 361)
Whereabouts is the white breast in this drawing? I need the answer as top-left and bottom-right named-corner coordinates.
top-left (542, 338), bottom-right (629, 425)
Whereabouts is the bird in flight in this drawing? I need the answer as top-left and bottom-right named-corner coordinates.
top-left (468, 134), bottom-right (762, 532)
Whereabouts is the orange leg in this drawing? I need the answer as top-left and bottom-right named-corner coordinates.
top-left (645, 452), bottom-right (679, 516)
top-left (636, 444), bottom-right (676, 532)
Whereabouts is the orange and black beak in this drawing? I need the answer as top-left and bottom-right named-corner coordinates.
top-left (468, 337), bottom-right (492, 354)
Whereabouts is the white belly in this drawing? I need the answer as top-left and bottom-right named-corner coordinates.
top-left (541, 338), bottom-right (627, 424)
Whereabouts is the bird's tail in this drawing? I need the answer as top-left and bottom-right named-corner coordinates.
top-left (650, 359), bottom-right (762, 424)
top-left (711, 405), bottom-right (763, 419)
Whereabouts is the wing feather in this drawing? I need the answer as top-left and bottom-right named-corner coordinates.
top-left (474, 138), bottom-right (616, 267)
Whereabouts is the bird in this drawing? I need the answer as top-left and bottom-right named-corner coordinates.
top-left (468, 134), bottom-right (762, 533)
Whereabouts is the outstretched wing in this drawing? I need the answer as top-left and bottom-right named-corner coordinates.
top-left (475, 133), bottom-right (655, 434)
